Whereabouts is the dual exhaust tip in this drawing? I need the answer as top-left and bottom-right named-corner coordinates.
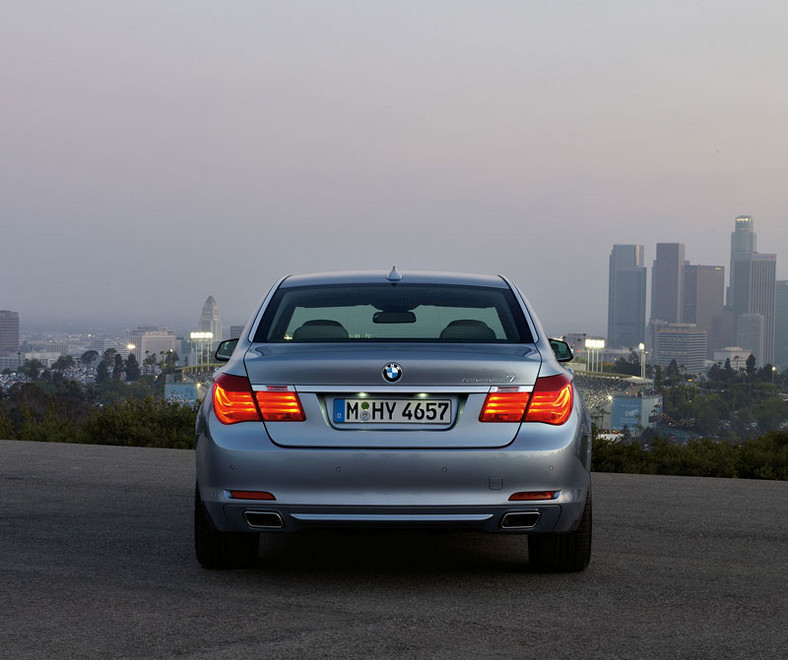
top-left (243, 511), bottom-right (284, 529)
top-left (500, 511), bottom-right (540, 529)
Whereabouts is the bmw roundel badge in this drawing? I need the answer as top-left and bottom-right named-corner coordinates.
top-left (382, 362), bottom-right (403, 382)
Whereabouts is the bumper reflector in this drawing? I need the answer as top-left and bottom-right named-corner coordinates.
top-left (508, 491), bottom-right (558, 501)
top-left (228, 490), bottom-right (276, 501)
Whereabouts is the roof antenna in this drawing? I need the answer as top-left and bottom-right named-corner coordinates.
top-left (387, 265), bottom-right (403, 283)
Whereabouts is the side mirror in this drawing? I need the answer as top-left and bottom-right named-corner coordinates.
top-left (549, 338), bottom-right (573, 363)
top-left (214, 339), bottom-right (239, 362)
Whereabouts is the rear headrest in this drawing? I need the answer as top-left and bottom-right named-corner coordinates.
top-left (439, 320), bottom-right (496, 340)
top-left (292, 320), bottom-right (349, 341)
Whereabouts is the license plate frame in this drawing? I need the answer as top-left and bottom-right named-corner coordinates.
top-left (332, 398), bottom-right (453, 425)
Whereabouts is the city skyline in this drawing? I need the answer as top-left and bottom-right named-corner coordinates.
top-left (5, 216), bottom-right (787, 337)
top-left (4, 219), bottom-right (788, 370)
top-left (605, 216), bottom-right (782, 369)
top-left (3, 2), bottom-right (788, 337)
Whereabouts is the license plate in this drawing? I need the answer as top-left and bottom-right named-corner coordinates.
top-left (333, 398), bottom-right (452, 424)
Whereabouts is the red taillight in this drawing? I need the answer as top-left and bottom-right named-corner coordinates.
top-left (479, 388), bottom-right (530, 423)
top-left (524, 373), bottom-right (573, 425)
top-left (213, 378), bottom-right (306, 424)
top-left (213, 374), bottom-right (260, 424)
top-left (255, 386), bottom-right (305, 422)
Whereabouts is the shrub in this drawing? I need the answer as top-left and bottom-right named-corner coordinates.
top-left (82, 397), bottom-right (197, 449)
top-left (592, 432), bottom-right (787, 481)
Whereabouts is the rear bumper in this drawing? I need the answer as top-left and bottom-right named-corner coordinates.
top-left (208, 500), bottom-right (583, 535)
top-left (195, 400), bottom-right (591, 535)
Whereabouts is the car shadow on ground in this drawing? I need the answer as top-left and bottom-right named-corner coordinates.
top-left (246, 529), bottom-right (549, 577)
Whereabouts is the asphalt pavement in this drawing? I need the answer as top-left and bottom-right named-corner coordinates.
top-left (0, 439), bottom-right (786, 659)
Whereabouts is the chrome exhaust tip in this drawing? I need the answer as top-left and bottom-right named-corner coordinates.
top-left (244, 511), bottom-right (284, 529)
top-left (500, 512), bottom-right (541, 529)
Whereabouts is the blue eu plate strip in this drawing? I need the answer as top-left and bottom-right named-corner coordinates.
top-left (333, 399), bottom-right (345, 423)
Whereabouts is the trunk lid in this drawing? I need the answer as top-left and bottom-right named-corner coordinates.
top-left (243, 343), bottom-right (544, 449)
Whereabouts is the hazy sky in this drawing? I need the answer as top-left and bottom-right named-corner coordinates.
top-left (3, 1), bottom-right (787, 337)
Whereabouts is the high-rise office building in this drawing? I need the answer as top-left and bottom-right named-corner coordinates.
top-left (655, 324), bottom-right (708, 375)
top-left (651, 243), bottom-right (685, 324)
top-left (198, 295), bottom-right (223, 349)
top-left (727, 216), bottom-right (777, 365)
top-left (728, 215), bottom-right (756, 308)
top-left (774, 281), bottom-right (788, 368)
top-left (0, 310), bottom-right (20, 354)
top-left (129, 327), bottom-right (178, 364)
top-left (731, 253), bottom-right (777, 364)
top-left (608, 245), bottom-right (647, 349)
top-left (736, 314), bottom-right (765, 366)
top-left (684, 265), bottom-right (726, 357)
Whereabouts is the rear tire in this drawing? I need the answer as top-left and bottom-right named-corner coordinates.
top-left (194, 486), bottom-right (259, 569)
top-left (528, 490), bottom-right (592, 572)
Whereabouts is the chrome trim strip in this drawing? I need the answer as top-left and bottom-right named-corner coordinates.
top-left (275, 385), bottom-right (533, 394)
top-left (290, 513), bottom-right (494, 522)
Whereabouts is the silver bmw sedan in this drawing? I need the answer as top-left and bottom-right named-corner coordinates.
top-left (195, 269), bottom-right (592, 571)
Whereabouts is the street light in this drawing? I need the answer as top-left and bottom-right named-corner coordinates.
top-left (638, 342), bottom-right (647, 380)
top-left (773, 365), bottom-right (777, 386)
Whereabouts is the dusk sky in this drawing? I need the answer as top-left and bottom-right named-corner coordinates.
top-left (3, 1), bottom-right (787, 338)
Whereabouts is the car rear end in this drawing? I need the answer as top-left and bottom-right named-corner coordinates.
top-left (195, 270), bottom-right (592, 570)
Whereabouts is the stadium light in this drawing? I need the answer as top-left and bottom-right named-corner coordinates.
top-left (584, 338), bottom-right (606, 372)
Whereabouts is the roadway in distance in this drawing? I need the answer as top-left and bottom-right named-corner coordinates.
top-left (0, 440), bottom-right (786, 659)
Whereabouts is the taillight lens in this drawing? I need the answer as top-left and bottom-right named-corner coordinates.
top-left (213, 374), bottom-right (260, 424)
top-left (479, 388), bottom-right (530, 423)
top-left (213, 377), bottom-right (306, 424)
top-left (255, 386), bottom-right (306, 422)
top-left (524, 373), bottom-right (573, 425)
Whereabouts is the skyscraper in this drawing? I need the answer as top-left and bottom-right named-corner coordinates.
top-left (727, 216), bottom-right (777, 365)
top-left (776, 281), bottom-right (788, 368)
top-left (728, 215), bottom-right (756, 308)
top-left (736, 314), bottom-right (765, 365)
top-left (198, 295), bottom-right (223, 349)
top-left (0, 310), bottom-right (20, 354)
top-left (651, 243), bottom-right (685, 323)
top-left (684, 265), bottom-right (726, 357)
top-left (608, 245), bottom-right (647, 349)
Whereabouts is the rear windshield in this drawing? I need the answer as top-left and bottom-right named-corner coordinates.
top-left (254, 283), bottom-right (533, 343)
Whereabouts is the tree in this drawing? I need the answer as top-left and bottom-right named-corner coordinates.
top-left (143, 352), bottom-right (158, 375)
top-left (19, 359), bottom-right (45, 380)
top-left (80, 350), bottom-right (99, 367)
top-left (162, 350), bottom-right (179, 374)
top-left (52, 355), bottom-right (74, 371)
top-left (724, 358), bottom-right (734, 382)
top-left (612, 350), bottom-right (641, 376)
top-left (746, 354), bottom-right (757, 379)
top-left (653, 365), bottom-right (663, 389)
top-left (125, 354), bottom-right (141, 381)
top-left (96, 360), bottom-right (110, 384)
top-left (113, 354), bottom-right (124, 380)
top-left (665, 360), bottom-right (681, 386)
